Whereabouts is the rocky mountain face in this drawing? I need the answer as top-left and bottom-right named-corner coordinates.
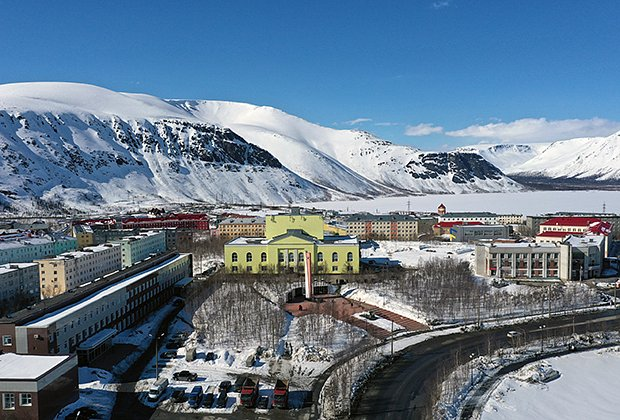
top-left (0, 82), bottom-right (523, 212)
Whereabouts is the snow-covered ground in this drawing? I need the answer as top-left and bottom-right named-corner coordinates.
top-left (362, 240), bottom-right (474, 268)
top-left (304, 190), bottom-right (620, 215)
top-left (482, 347), bottom-right (620, 420)
top-left (56, 368), bottom-right (117, 419)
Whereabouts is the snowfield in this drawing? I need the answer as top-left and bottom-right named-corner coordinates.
top-left (482, 347), bottom-right (620, 420)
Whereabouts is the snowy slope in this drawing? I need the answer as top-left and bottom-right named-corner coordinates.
top-left (510, 131), bottom-right (620, 180)
top-left (176, 100), bottom-right (522, 195)
top-left (0, 82), bottom-right (522, 212)
top-left (459, 131), bottom-right (620, 181)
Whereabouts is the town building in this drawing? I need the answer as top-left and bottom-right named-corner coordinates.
top-left (475, 242), bottom-right (570, 281)
top-left (437, 203), bottom-right (446, 215)
top-left (36, 244), bottom-right (122, 298)
top-left (217, 217), bottom-right (266, 239)
top-left (0, 353), bottom-right (78, 420)
top-left (0, 234), bottom-right (77, 265)
top-left (344, 214), bottom-right (434, 240)
top-left (564, 235), bottom-right (606, 280)
top-left (121, 213), bottom-right (210, 231)
top-left (439, 212), bottom-right (498, 224)
top-left (526, 213), bottom-right (620, 239)
top-left (433, 221), bottom-right (482, 237)
top-left (0, 253), bottom-right (192, 356)
top-left (0, 263), bottom-right (40, 315)
top-left (535, 231), bottom-right (572, 244)
top-left (496, 214), bottom-right (524, 225)
top-left (538, 216), bottom-right (605, 234)
top-left (225, 212), bottom-right (360, 274)
top-left (451, 224), bottom-right (510, 242)
top-left (111, 231), bottom-right (166, 268)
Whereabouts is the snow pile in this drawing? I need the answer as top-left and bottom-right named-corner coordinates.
top-left (512, 361), bottom-right (560, 383)
top-left (482, 348), bottom-right (620, 420)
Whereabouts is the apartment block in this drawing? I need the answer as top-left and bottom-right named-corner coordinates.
top-left (0, 235), bottom-right (77, 265)
top-left (345, 214), bottom-right (431, 240)
top-left (217, 217), bottom-right (266, 239)
top-left (0, 263), bottom-right (40, 314)
top-left (36, 244), bottom-right (122, 298)
top-left (111, 231), bottom-right (166, 268)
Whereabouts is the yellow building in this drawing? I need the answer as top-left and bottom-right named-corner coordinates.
top-left (224, 213), bottom-right (359, 275)
top-left (217, 217), bottom-right (266, 239)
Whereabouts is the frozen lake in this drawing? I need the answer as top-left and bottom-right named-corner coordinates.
top-left (305, 190), bottom-right (620, 215)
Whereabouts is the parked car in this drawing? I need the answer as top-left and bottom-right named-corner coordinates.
top-left (166, 340), bottom-right (184, 349)
top-left (188, 386), bottom-right (203, 408)
top-left (216, 392), bottom-right (228, 408)
top-left (170, 388), bottom-right (185, 403)
top-left (160, 351), bottom-right (177, 359)
top-left (218, 380), bottom-right (231, 393)
top-left (172, 370), bottom-right (198, 381)
top-left (506, 330), bottom-right (521, 339)
top-left (202, 386), bottom-right (216, 408)
top-left (205, 351), bottom-right (216, 361)
top-left (147, 378), bottom-right (169, 402)
top-left (257, 395), bottom-right (270, 409)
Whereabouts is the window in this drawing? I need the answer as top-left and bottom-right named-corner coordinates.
top-left (347, 252), bottom-right (353, 262)
top-left (3, 393), bottom-right (15, 410)
top-left (2, 336), bottom-right (11, 346)
top-left (19, 393), bottom-right (32, 407)
top-left (332, 266), bottom-right (338, 272)
top-left (299, 252), bottom-right (304, 262)
top-left (231, 253), bottom-right (238, 262)
top-left (288, 252), bottom-right (295, 262)
top-left (317, 252), bottom-right (323, 262)
top-left (246, 252), bottom-right (253, 262)
top-left (261, 265), bottom-right (267, 272)
top-left (347, 265), bottom-right (353, 272)
top-left (332, 252), bottom-right (338, 262)
top-left (278, 252), bottom-right (284, 263)
top-left (261, 252), bottom-right (267, 262)
top-left (231, 266), bottom-right (238, 272)
top-left (246, 266), bottom-right (252, 272)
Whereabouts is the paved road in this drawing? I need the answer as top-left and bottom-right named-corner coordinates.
top-left (350, 308), bottom-right (620, 420)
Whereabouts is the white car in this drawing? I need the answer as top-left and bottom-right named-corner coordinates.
top-left (506, 330), bottom-right (521, 338)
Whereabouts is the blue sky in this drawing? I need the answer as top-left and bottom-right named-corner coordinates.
top-left (2, 0), bottom-right (619, 150)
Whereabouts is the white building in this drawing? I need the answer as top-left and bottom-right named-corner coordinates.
top-left (439, 212), bottom-right (498, 225)
top-left (36, 244), bottom-right (122, 298)
top-left (111, 231), bottom-right (166, 268)
top-left (0, 263), bottom-right (40, 313)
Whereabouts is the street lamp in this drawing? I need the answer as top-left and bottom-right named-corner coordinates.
top-left (469, 352), bottom-right (476, 386)
top-left (539, 325), bottom-right (546, 353)
top-left (149, 332), bottom-right (165, 379)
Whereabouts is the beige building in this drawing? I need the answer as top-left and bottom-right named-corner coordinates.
top-left (217, 217), bottom-right (266, 239)
top-left (475, 242), bottom-right (570, 281)
top-left (497, 214), bottom-right (524, 225)
top-left (345, 214), bottom-right (434, 240)
top-left (36, 244), bottom-right (122, 298)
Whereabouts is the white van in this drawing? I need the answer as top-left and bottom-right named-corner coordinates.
top-left (148, 378), bottom-right (169, 401)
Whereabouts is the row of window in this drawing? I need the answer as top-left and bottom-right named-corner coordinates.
top-left (231, 251), bottom-right (354, 263)
top-left (2, 393), bottom-right (31, 410)
top-left (231, 265), bottom-right (353, 273)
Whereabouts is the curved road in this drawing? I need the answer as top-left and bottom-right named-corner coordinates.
top-left (350, 308), bottom-right (620, 420)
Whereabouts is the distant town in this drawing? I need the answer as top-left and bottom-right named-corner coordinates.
top-left (0, 203), bottom-right (618, 419)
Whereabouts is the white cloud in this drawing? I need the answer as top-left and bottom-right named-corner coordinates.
top-left (432, 1), bottom-right (450, 9)
top-left (343, 118), bottom-right (372, 126)
top-left (446, 117), bottom-right (620, 143)
top-left (375, 122), bottom-right (400, 127)
top-left (404, 123), bottom-right (444, 136)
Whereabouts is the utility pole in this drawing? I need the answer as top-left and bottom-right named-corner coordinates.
top-left (548, 285), bottom-right (552, 318)
top-left (391, 319), bottom-right (394, 357)
top-left (539, 324), bottom-right (546, 353)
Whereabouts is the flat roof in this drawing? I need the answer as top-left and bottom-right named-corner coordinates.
top-left (0, 262), bottom-right (38, 276)
top-left (219, 217), bottom-right (265, 225)
top-left (25, 254), bottom-right (188, 328)
top-left (486, 242), bottom-right (561, 249)
top-left (77, 328), bottom-right (117, 351)
top-left (0, 353), bottom-right (71, 380)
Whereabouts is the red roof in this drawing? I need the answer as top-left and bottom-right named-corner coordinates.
top-left (433, 221), bottom-right (483, 228)
top-left (540, 217), bottom-right (601, 227)
top-left (536, 231), bottom-right (574, 238)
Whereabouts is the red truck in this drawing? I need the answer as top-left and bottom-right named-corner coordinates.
top-left (240, 377), bottom-right (260, 408)
top-left (272, 379), bottom-right (289, 409)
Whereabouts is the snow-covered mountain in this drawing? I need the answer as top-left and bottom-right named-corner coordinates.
top-left (459, 131), bottom-right (620, 184)
top-left (0, 82), bottom-right (522, 212)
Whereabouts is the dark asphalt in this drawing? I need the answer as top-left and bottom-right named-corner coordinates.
top-left (350, 308), bottom-right (620, 420)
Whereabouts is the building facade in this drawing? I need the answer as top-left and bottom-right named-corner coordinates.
top-left (112, 231), bottom-right (166, 268)
top-left (0, 353), bottom-right (78, 420)
top-left (217, 217), bottom-right (266, 239)
top-left (439, 212), bottom-right (498, 224)
top-left (452, 224), bottom-right (510, 242)
top-left (526, 213), bottom-right (620, 239)
top-left (475, 242), bottom-right (570, 281)
top-left (0, 235), bottom-right (77, 265)
top-left (0, 263), bottom-right (40, 315)
top-left (0, 253), bottom-right (191, 356)
top-left (345, 214), bottom-right (433, 240)
top-left (225, 213), bottom-right (360, 275)
top-left (121, 213), bottom-right (210, 230)
top-left (36, 244), bottom-right (122, 298)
